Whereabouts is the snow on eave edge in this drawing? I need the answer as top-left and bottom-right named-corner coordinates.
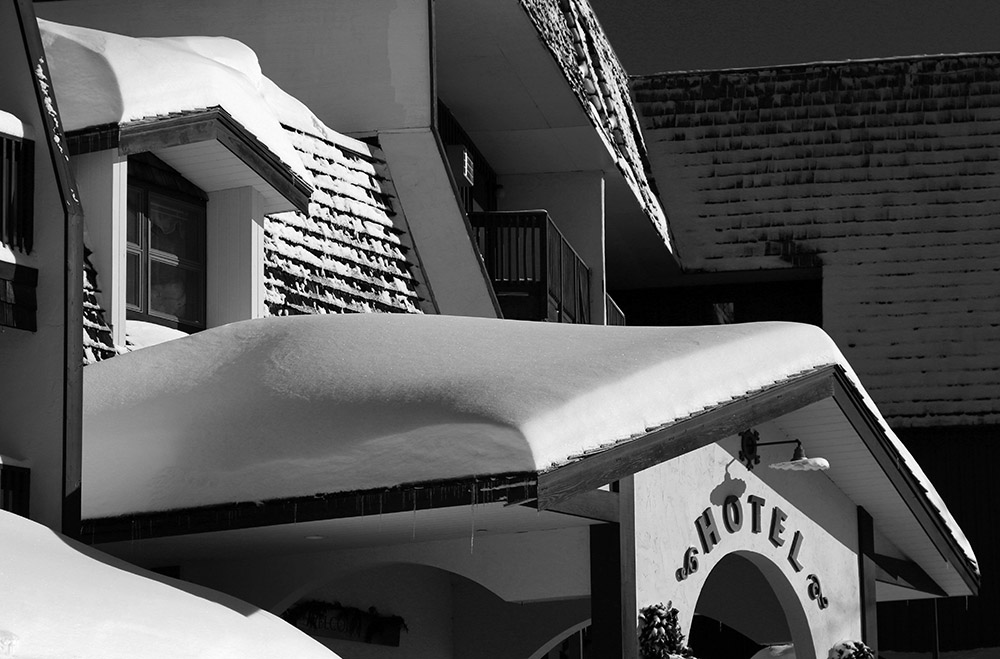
top-left (631, 50), bottom-right (1000, 79)
top-left (536, 360), bottom-right (979, 585)
top-left (831, 364), bottom-right (981, 584)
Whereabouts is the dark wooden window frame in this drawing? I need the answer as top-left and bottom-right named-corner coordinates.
top-left (126, 154), bottom-right (207, 333)
top-left (1, 132), bottom-right (34, 254)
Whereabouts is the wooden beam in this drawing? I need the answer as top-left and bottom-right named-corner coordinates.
top-left (590, 522), bottom-right (623, 659)
top-left (858, 507), bottom-right (879, 652)
top-left (874, 553), bottom-right (947, 597)
top-left (536, 366), bottom-right (837, 509)
top-left (527, 488), bottom-right (619, 522)
top-left (831, 368), bottom-right (980, 595)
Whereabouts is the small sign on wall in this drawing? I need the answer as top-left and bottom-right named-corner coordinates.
top-left (281, 599), bottom-right (408, 647)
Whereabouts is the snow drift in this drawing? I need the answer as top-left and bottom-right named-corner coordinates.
top-left (0, 509), bottom-right (339, 658)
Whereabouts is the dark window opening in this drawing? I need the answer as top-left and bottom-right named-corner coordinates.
top-left (126, 153), bottom-right (207, 332)
top-left (1, 134), bottom-right (34, 254)
top-left (437, 100), bottom-right (498, 214)
top-left (611, 275), bottom-right (822, 328)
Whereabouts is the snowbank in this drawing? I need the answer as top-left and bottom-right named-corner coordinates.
top-left (38, 20), bottom-right (309, 182)
top-left (0, 509), bottom-right (339, 659)
top-left (82, 314), bottom-right (975, 572)
top-left (126, 319), bottom-right (189, 350)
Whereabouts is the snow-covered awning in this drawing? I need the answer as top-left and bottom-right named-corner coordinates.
top-left (82, 314), bottom-right (978, 591)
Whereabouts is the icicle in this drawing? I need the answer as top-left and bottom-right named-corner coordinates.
top-left (470, 481), bottom-right (478, 555)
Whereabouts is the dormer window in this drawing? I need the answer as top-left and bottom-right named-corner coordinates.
top-left (125, 153), bottom-right (207, 332)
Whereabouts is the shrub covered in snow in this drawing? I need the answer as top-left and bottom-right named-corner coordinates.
top-left (828, 640), bottom-right (875, 659)
top-left (638, 602), bottom-right (696, 659)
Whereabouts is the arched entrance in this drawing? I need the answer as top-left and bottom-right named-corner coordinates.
top-left (689, 552), bottom-right (814, 659)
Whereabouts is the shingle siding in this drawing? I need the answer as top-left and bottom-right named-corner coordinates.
top-left (264, 127), bottom-right (427, 316)
top-left (633, 54), bottom-right (1000, 427)
top-left (82, 247), bottom-right (117, 364)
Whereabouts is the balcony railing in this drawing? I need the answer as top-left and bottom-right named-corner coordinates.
top-left (606, 293), bottom-right (626, 326)
top-left (469, 211), bottom-right (591, 324)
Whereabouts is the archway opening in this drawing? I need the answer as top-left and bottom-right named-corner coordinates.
top-left (690, 552), bottom-right (812, 659)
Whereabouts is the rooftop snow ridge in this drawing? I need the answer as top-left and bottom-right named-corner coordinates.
top-left (39, 19), bottom-right (310, 181)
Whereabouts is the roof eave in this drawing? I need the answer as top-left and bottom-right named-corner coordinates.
top-left (68, 108), bottom-right (312, 214)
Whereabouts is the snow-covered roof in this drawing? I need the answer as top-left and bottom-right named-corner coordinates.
top-left (81, 315), bottom-right (975, 578)
top-left (631, 54), bottom-right (1000, 426)
top-left (518, 0), bottom-right (670, 249)
top-left (38, 19), bottom-right (309, 183)
top-left (0, 509), bottom-right (340, 658)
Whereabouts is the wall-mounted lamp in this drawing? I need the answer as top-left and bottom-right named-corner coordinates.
top-left (739, 429), bottom-right (830, 472)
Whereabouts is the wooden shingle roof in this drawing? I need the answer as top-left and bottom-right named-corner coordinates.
top-left (264, 128), bottom-right (429, 316)
top-left (520, 0), bottom-right (669, 245)
top-left (632, 54), bottom-right (1000, 426)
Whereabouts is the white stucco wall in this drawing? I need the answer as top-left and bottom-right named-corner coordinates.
top-left (72, 149), bottom-right (127, 346)
top-left (378, 128), bottom-right (500, 318)
top-left (630, 433), bottom-right (862, 659)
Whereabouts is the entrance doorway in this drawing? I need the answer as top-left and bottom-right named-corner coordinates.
top-left (689, 552), bottom-right (812, 659)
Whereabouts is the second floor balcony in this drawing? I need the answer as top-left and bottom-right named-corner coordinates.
top-left (469, 211), bottom-right (591, 324)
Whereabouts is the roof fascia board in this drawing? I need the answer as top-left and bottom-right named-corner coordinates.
top-left (80, 473), bottom-right (536, 544)
top-left (526, 488), bottom-right (619, 523)
top-left (68, 110), bottom-right (311, 214)
top-left (830, 367), bottom-right (980, 594)
top-left (536, 366), bottom-right (838, 509)
top-left (120, 109), bottom-right (312, 214)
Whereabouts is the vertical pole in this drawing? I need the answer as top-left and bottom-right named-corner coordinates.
top-left (589, 523), bottom-right (622, 658)
top-left (857, 507), bottom-right (878, 653)
top-left (932, 599), bottom-right (940, 659)
top-left (619, 476), bottom-right (637, 658)
top-left (589, 478), bottom-right (637, 659)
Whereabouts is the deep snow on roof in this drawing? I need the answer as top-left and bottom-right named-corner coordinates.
top-left (81, 313), bottom-right (972, 576)
top-left (38, 19), bottom-right (309, 182)
top-left (86, 316), bottom-right (839, 513)
top-left (0, 510), bottom-right (340, 658)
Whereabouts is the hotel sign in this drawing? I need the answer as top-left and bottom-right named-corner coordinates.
top-left (675, 493), bottom-right (828, 609)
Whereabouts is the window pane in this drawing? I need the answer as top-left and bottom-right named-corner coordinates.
top-left (149, 194), bottom-right (203, 262)
top-left (149, 260), bottom-right (204, 326)
top-left (125, 249), bottom-right (142, 310)
top-left (126, 186), bottom-right (143, 246)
